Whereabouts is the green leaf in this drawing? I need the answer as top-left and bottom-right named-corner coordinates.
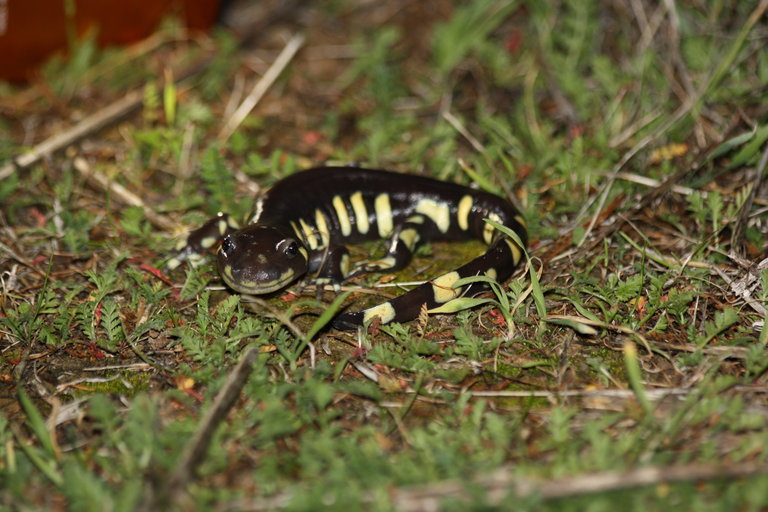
top-left (101, 297), bottom-right (125, 349)
top-left (708, 130), bottom-right (758, 161)
top-left (163, 77), bottom-right (177, 125)
top-left (729, 124), bottom-right (768, 170)
top-left (623, 341), bottom-right (654, 417)
top-left (305, 291), bottom-right (351, 342)
top-left (699, 307), bottom-right (739, 345)
top-left (544, 315), bottom-right (599, 335)
top-left (428, 297), bottom-right (492, 314)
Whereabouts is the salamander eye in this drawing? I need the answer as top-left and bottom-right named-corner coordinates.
top-left (281, 240), bottom-right (300, 258)
top-left (220, 236), bottom-right (235, 256)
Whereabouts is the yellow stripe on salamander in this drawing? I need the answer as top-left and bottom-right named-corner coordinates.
top-left (415, 197), bottom-right (451, 233)
top-left (375, 193), bottom-right (393, 238)
top-left (299, 218), bottom-right (318, 250)
top-left (350, 191), bottom-right (369, 235)
top-left (332, 195), bottom-right (352, 237)
top-left (315, 209), bottom-right (331, 246)
top-left (431, 271), bottom-right (460, 303)
top-left (362, 302), bottom-right (396, 325)
top-left (457, 195), bottom-right (473, 231)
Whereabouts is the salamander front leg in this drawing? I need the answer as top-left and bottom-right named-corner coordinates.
top-left (349, 216), bottom-right (425, 276)
top-left (308, 245), bottom-right (351, 294)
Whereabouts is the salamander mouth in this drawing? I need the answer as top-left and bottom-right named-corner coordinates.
top-left (219, 264), bottom-right (296, 295)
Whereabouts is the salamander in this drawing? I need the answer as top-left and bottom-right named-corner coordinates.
top-left (169, 167), bottom-right (528, 330)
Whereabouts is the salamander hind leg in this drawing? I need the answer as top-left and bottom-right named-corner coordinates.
top-left (332, 276), bottom-right (452, 330)
top-left (333, 237), bottom-right (521, 331)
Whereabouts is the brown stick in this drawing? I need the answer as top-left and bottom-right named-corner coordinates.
top-left (230, 460), bottom-right (768, 510)
top-left (73, 157), bottom-right (177, 230)
top-left (0, 90), bottom-right (144, 181)
top-left (218, 33), bottom-right (306, 142)
top-left (138, 347), bottom-right (258, 511)
top-left (390, 462), bottom-right (768, 510)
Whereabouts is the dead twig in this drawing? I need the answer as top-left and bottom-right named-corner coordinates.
top-left (73, 157), bottom-right (177, 230)
top-left (218, 33), bottom-right (306, 142)
top-left (0, 89), bottom-right (144, 181)
top-left (139, 347), bottom-right (258, 511)
top-left (388, 462), bottom-right (768, 510)
top-left (227, 460), bottom-right (768, 511)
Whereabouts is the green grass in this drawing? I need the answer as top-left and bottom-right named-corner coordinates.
top-left (2, 0), bottom-right (768, 510)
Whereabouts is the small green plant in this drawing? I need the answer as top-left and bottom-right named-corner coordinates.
top-left (432, 0), bottom-right (520, 77)
top-left (174, 291), bottom-right (244, 367)
top-left (691, 307), bottom-right (740, 347)
top-left (41, 30), bottom-right (101, 98)
top-left (0, 277), bottom-right (65, 347)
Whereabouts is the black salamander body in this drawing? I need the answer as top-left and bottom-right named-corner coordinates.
top-left (172, 167), bottom-right (527, 330)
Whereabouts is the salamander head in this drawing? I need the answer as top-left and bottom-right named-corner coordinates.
top-left (217, 225), bottom-right (308, 294)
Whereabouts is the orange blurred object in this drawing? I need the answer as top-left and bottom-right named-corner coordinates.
top-left (0, 0), bottom-right (222, 82)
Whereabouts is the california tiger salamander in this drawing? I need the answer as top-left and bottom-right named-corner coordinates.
top-left (170, 167), bottom-right (527, 330)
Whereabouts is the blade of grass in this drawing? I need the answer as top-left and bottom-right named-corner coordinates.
top-left (623, 341), bottom-right (654, 417)
top-left (17, 388), bottom-right (58, 459)
top-left (486, 219), bottom-right (547, 318)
